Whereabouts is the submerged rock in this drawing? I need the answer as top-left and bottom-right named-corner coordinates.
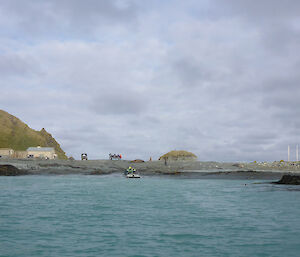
top-left (274, 175), bottom-right (300, 185)
top-left (0, 165), bottom-right (30, 176)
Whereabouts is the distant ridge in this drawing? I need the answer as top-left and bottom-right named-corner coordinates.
top-left (0, 110), bottom-right (67, 159)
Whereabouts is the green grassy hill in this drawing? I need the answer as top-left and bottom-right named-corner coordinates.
top-left (159, 150), bottom-right (197, 161)
top-left (0, 110), bottom-right (67, 159)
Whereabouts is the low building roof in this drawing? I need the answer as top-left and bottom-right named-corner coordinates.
top-left (27, 147), bottom-right (55, 152)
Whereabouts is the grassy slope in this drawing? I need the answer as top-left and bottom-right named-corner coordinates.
top-left (159, 150), bottom-right (197, 160)
top-left (0, 110), bottom-right (67, 159)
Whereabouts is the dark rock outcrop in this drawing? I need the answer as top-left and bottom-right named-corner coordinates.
top-left (0, 165), bottom-right (30, 176)
top-left (274, 175), bottom-right (300, 185)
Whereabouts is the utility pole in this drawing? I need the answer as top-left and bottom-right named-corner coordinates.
top-left (297, 145), bottom-right (299, 162)
top-left (288, 145), bottom-right (290, 162)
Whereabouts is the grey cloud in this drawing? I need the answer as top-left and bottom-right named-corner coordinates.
top-left (0, 53), bottom-right (40, 77)
top-left (261, 24), bottom-right (300, 53)
top-left (90, 90), bottom-right (149, 115)
top-left (0, 0), bottom-right (137, 38)
top-left (212, 0), bottom-right (300, 21)
top-left (261, 74), bottom-right (300, 116)
top-left (211, 0), bottom-right (300, 52)
top-left (172, 57), bottom-right (213, 87)
top-left (236, 132), bottom-right (278, 146)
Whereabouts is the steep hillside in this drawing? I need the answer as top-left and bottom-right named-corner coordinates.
top-left (0, 110), bottom-right (67, 159)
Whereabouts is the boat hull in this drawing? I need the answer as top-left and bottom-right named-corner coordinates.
top-left (126, 174), bottom-right (141, 178)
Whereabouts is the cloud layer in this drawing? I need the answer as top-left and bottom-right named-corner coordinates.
top-left (1, 0), bottom-right (299, 161)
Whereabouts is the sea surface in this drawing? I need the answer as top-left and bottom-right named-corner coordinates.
top-left (1, 174), bottom-right (300, 257)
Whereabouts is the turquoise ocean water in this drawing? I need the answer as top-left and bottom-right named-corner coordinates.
top-left (1, 174), bottom-right (300, 257)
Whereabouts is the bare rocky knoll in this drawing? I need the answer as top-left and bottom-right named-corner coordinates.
top-left (1, 159), bottom-right (300, 180)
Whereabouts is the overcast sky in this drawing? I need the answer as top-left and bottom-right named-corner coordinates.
top-left (1, 0), bottom-right (299, 161)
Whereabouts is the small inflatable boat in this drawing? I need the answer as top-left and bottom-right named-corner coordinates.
top-left (126, 173), bottom-right (141, 178)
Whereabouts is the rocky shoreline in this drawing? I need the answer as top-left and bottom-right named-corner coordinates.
top-left (0, 164), bottom-right (31, 176)
top-left (1, 159), bottom-right (300, 181)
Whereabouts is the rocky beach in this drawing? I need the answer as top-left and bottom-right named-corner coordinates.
top-left (1, 159), bottom-right (300, 181)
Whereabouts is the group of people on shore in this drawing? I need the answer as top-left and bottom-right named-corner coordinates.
top-left (109, 153), bottom-right (122, 160)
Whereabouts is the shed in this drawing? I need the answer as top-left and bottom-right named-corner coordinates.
top-left (0, 148), bottom-right (14, 158)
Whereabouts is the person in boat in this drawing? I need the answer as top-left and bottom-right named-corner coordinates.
top-left (127, 166), bottom-right (133, 174)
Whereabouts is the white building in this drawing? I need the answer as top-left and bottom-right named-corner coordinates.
top-left (27, 146), bottom-right (57, 159)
